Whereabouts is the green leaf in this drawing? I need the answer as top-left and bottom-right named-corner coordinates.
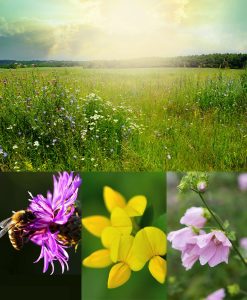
top-left (139, 205), bottom-right (154, 228)
top-left (227, 231), bottom-right (236, 241)
top-left (153, 213), bottom-right (166, 232)
top-left (223, 220), bottom-right (230, 229)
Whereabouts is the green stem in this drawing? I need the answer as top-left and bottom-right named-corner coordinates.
top-left (196, 191), bottom-right (247, 269)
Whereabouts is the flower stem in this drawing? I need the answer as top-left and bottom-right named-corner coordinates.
top-left (196, 191), bottom-right (247, 269)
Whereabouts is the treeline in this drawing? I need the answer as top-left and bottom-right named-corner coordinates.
top-left (0, 53), bottom-right (246, 69)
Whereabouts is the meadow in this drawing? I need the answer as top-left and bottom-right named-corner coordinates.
top-left (0, 67), bottom-right (246, 171)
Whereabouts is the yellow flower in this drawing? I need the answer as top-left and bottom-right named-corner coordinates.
top-left (104, 186), bottom-right (147, 217)
top-left (82, 186), bottom-right (147, 238)
top-left (82, 207), bottom-right (132, 237)
top-left (131, 227), bottom-right (167, 284)
top-left (107, 234), bottom-right (135, 289)
top-left (82, 227), bottom-right (121, 269)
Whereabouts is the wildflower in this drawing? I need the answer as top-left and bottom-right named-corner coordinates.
top-left (168, 227), bottom-right (196, 251)
top-left (82, 187), bottom-right (146, 238)
top-left (194, 230), bottom-right (231, 267)
top-left (131, 227), bottom-right (167, 284)
top-left (82, 207), bottom-right (132, 238)
top-left (205, 288), bottom-right (225, 300)
top-left (107, 235), bottom-right (135, 288)
top-left (238, 173), bottom-right (247, 191)
top-left (180, 207), bottom-right (207, 228)
top-left (28, 172), bottom-right (82, 273)
top-left (197, 181), bottom-right (207, 192)
top-left (33, 141), bottom-right (39, 147)
top-left (13, 145), bottom-right (18, 149)
top-left (240, 237), bottom-right (247, 250)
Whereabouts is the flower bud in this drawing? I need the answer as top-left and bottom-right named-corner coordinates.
top-left (197, 181), bottom-right (207, 193)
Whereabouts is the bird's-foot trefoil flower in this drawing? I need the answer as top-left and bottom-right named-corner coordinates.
top-left (82, 186), bottom-right (146, 238)
top-left (131, 227), bottom-right (167, 284)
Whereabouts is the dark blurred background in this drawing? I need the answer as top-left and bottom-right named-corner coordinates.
top-left (0, 172), bottom-right (81, 300)
top-left (167, 172), bottom-right (247, 300)
top-left (81, 172), bottom-right (166, 300)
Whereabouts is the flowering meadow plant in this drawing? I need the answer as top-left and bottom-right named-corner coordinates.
top-left (82, 186), bottom-right (167, 289)
top-left (168, 172), bottom-right (247, 300)
top-left (28, 172), bottom-right (82, 273)
top-left (0, 172), bottom-right (82, 274)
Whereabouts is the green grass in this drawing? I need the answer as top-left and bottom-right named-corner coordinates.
top-left (0, 67), bottom-right (246, 171)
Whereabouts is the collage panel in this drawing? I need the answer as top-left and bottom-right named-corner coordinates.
top-left (0, 172), bottom-right (81, 300)
top-left (167, 172), bottom-right (247, 300)
top-left (81, 172), bottom-right (167, 300)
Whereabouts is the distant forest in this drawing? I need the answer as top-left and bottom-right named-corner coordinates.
top-left (0, 53), bottom-right (246, 69)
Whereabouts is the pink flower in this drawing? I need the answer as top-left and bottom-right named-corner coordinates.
top-left (240, 237), bottom-right (247, 250)
top-left (167, 227), bottom-right (196, 251)
top-left (181, 240), bottom-right (201, 270)
top-left (180, 207), bottom-right (207, 228)
top-left (238, 173), bottom-right (247, 191)
top-left (206, 288), bottom-right (225, 300)
top-left (195, 231), bottom-right (231, 267)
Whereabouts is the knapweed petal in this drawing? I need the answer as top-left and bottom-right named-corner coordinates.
top-left (83, 249), bottom-right (112, 268)
top-left (107, 262), bottom-right (131, 289)
top-left (206, 288), bottom-right (225, 300)
top-left (180, 207), bottom-right (207, 228)
top-left (148, 256), bottom-right (167, 284)
top-left (110, 208), bottom-right (132, 235)
top-left (82, 216), bottom-right (111, 237)
top-left (125, 195), bottom-right (147, 217)
top-left (103, 186), bottom-right (126, 213)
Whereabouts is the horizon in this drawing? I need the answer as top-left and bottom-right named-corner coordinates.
top-left (1, 52), bottom-right (247, 62)
top-left (0, 0), bottom-right (246, 60)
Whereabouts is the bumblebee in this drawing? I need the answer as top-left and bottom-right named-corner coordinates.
top-left (49, 206), bottom-right (81, 249)
top-left (0, 210), bottom-right (36, 250)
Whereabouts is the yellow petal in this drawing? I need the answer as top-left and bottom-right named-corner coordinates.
top-left (83, 249), bottom-right (112, 268)
top-left (101, 227), bottom-right (121, 249)
top-left (82, 216), bottom-right (111, 237)
top-left (148, 256), bottom-right (167, 284)
top-left (111, 207), bottom-right (132, 235)
top-left (110, 234), bottom-right (134, 264)
top-left (118, 235), bottom-right (134, 263)
top-left (107, 262), bottom-right (131, 289)
top-left (125, 196), bottom-right (147, 217)
top-left (103, 186), bottom-right (126, 213)
top-left (131, 227), bottom-right (166, 271)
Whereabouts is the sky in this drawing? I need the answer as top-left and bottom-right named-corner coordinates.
top-left (0, 0), bottom-right (246, 60)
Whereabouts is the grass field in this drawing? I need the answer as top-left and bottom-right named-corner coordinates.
top-left (0, 67), bottom-right (246, 171)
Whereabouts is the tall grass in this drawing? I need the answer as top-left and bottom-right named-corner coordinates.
top-left (0, 67), bottom-right (246, 171)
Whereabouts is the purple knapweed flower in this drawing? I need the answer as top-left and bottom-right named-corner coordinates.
top-left (180, 207), bottom-right (207, 228)
top-left (238, 173), bottom-right (247, 191)
top-left (167, 227), bottom-right (196, 251)
top-left (240, 237), bottom-right (247, 250)
top-left (28, 172), bottom-right (82, 274)
top-left (206, 288), bottom-right (225, 300)
top-left (194, 230), bottom-right (231, 267)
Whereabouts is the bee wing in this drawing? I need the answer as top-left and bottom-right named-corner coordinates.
top-left (0, 217), bottom-right (12, 228)
top-left (0, 218), bottom-right (14, 238)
